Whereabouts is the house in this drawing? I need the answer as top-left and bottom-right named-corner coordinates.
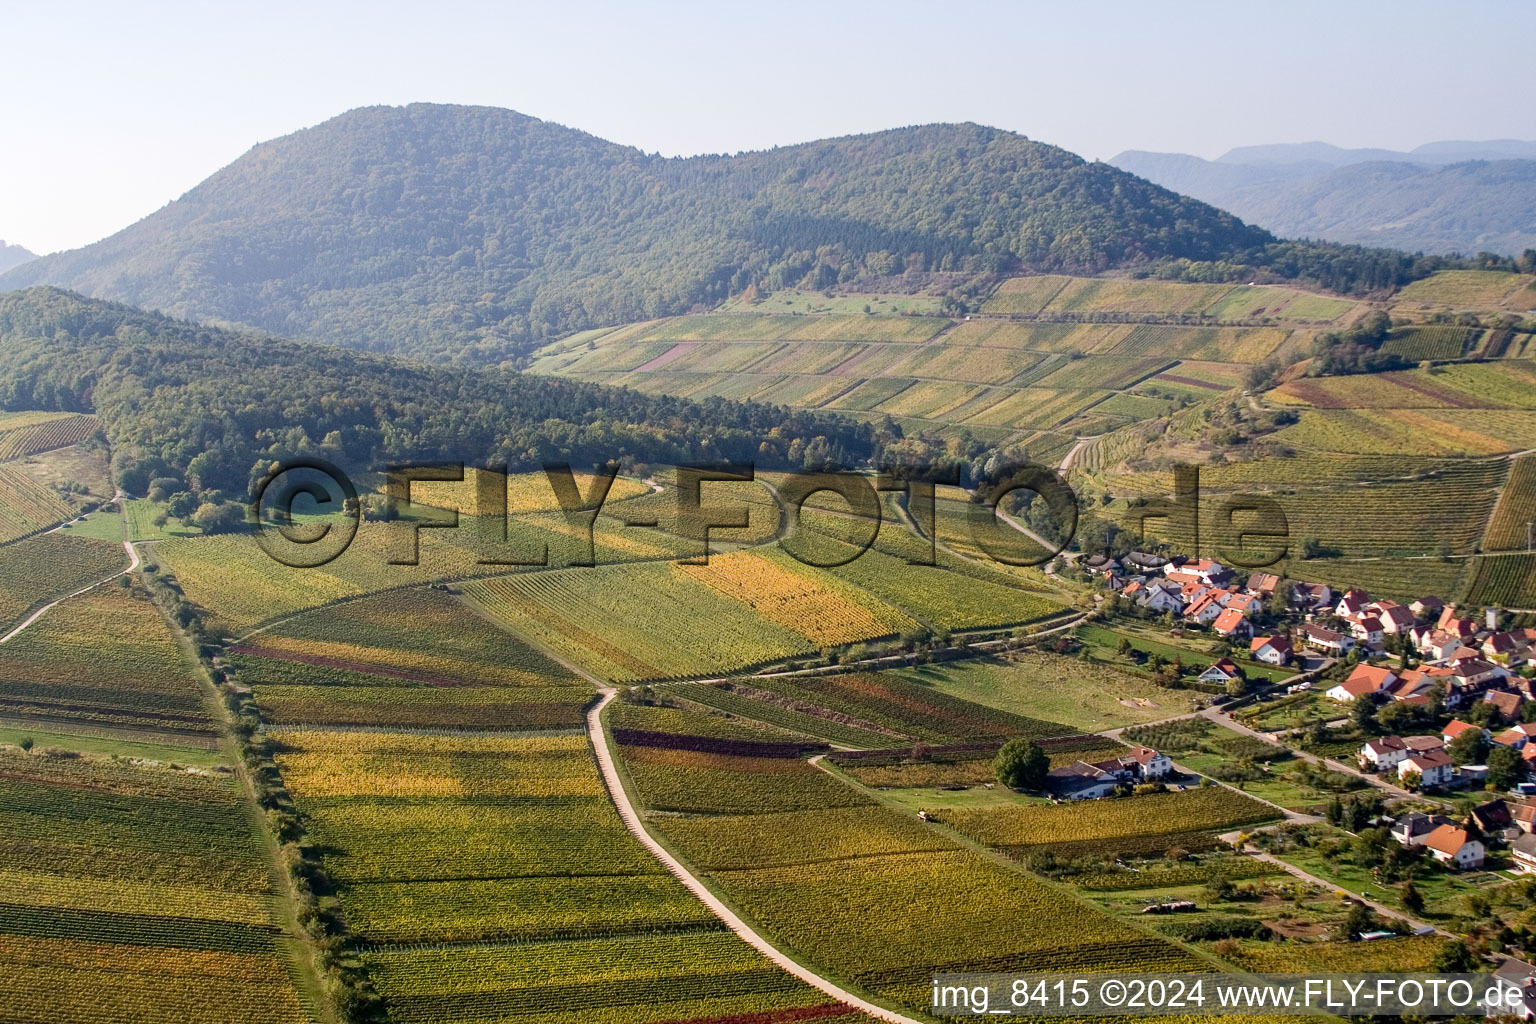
top-left (1489, 956), bottom-right (1536, 1019)
top-left (1137, 581), bottom-right (1184, 615)
top-left (1250, 635), bottom-right (1293, 667)
top-left (1212, 607), bottom-right (1252, 639)
top-left (1185, 592), bottom-right (1226, 625)
top-left (1400, 748), bottom-right (1455, 788)
top-left (1494, 723), bottom-right (1536, 749)
top-left (1245, 572), bottom-right (1280, 597)
top-left (1336, 589), bottom-right (1371, 620)
top-left (1410, 595), bottom-right (1445, 620)
top-left (1483, 631), bottom-right (1531, 667)
top-left (1046, 761), bottom-right (1121, 800)
top-left (1516, 834), bottom-right (1536, 874)
top-left (1423, 824), bottom-right (1485, 870)
top-left (1443, 719), bottom-right (1483, 744)
top-left (1083, 555), bottom-right (1122, 574)
top-left (1495, 728), bottom-right (1531, 749)
top-left (1384, 672), bottom-right (1432, 702)
top-left (1391, 811), bottom-right (1450, 847)
top-left (1197, 658), bottom-right (1243, 685)
top-left (1453, 658), bottom-right (1509, 692)
top-left (1124, 551), bottom-right (1168, 572)
top-left (1300, 622), bottom-right (1354, 655)
top-left (1403, 735), bottom-right (1446, 754)
top-left (1290, 582), bottom-right (1333, 612)
top-left (1374, 604), bottom-right (1417, 635)
top-left (1326, 664), bottom-right (1398, 703)
top-left (1224, 593), bottom-right (1259, 617)
top-left (1514, 800), bottom-right (1536, 833)
top-left (1412, 627), bottom-right (1462, 662)
top-left (1472, 799), bottom-right (1514, 835)
top-left (1487, 689), bottom-right (1527, 721)
top-left (1185, 559), bottom-right (1234, 587)
top-left (1351, 616), bottom-right (1385, 645)
top-left (1124, 745), bottom-right (1172, 779)
top-left (1360, 736), bottom-right (1409, 771)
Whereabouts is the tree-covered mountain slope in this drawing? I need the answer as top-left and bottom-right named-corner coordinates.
top-left (0, 287), bottom-right (877, 494)
top-left (0, 104), bottom-right (1290, 362)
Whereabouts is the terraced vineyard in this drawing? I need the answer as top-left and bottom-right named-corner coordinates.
top-left (1485, 454), bottom-right (1536, 551)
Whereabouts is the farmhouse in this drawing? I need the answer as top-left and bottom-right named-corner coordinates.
top-left (1046, 761), bottom-right (1121, 800)
top-left (1422, 824), bottom-right (1485, 870)
top-left (1250, 635), bottom-right (1293, 667)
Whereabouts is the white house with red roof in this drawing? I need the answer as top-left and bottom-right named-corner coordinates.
top-left (1300, 622), bottom-right (1354, 655)
top-left (1423, 824), bottom-right (1484, 869)
top-left (1360, 736), bottom-right (1410, 770)
top-left (1442, 719), bottom-right (1484, 745)
top-left (1212, 607), bottom-right (1252, 639)
top-left (1250, 635), bottom-right (1293, 667)
top-left (1185, 591), bottom-right (1226, 625)
top-left (1223, 592), bottom-right (1259, 617)
top-left (1351, 615), bottom-right (1385, 645)
top-left (1197, 658), bottom-right (1244, 685)
top-left (1326, 664), bottom-right (1398, 703)
top-left (1336, 589), bottom-right (1371, 619)
top-left (1372, 603), bottom-right (1417, 634)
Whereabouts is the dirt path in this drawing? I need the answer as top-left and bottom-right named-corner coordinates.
top-left (584, 688), bottom-right (923, 1024)
top-left (1236, 849), bottom-right (1449, 938)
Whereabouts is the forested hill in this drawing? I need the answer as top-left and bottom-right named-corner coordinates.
top-left (0, 241), bottom-right (35, 275)
top-left (0, 287), bottom-right (877, 494)
top-left (0, 104), bottom-right (1292, 363)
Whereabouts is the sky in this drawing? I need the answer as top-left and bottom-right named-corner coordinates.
top-left (5, 0), bottom-right (1534, 254)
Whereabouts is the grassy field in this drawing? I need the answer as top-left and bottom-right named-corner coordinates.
top-left (892, 653), bottom-right (1199, 733)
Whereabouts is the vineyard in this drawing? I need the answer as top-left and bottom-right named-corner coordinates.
top-left (261, 660), bottom-right (860, 1023)
top-left (1379, 325), bottom-right (1473, 361)
top-left (232, 588), bottom-right (592, 729)
top-left (616, 704), bottom-right (1207, 1016)
top-left (0, 462), bottom-right (78, 541)
top-left (1273, 362), bottom-right (1536, 410)
top-left (1484, 454), bottom-right (1536, 551)
top-left (0, 412), bottom-right (99, 460)
top-left (1466, 553), bottom-right (1536, 608)
top-left (939, 786), bottom-right (1279, 859)
top-left (1271, 408), bottom-right (1536, 456)
top-left (1394, 269), bottom-right (1536, 310)
top-left (0, 749), bottom-right (311, 1023)
top-left (0, 532), bottom-right (125, 629)
top-left (0, 582), bottom-right (216, 738)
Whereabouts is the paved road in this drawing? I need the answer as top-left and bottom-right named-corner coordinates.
top-left (584, 688), bottom-right (924, 1024)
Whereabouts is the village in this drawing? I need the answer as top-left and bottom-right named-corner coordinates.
top-left (1075, 550), bottom-right (1536, 880)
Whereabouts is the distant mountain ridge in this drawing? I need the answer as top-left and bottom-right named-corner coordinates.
top-left (0, 241), bottom-right (35, 275)
top-left (0, 103), bottom-right (1285, 363)
top-left (1112, 140), bottom-right (1536, 256)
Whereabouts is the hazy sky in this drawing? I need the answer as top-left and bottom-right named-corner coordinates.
top-left (5, 0), bottom-right (1533, 254)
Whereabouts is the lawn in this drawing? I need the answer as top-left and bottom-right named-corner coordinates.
top-left (0, 724), bottom-right (227, 766)
top-left (1077, 622), bottom-right (1293, 684)
top-left (51, 508), bottom-right (123, 542)
top-left (892, 653), bottom-right (1198, 733)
